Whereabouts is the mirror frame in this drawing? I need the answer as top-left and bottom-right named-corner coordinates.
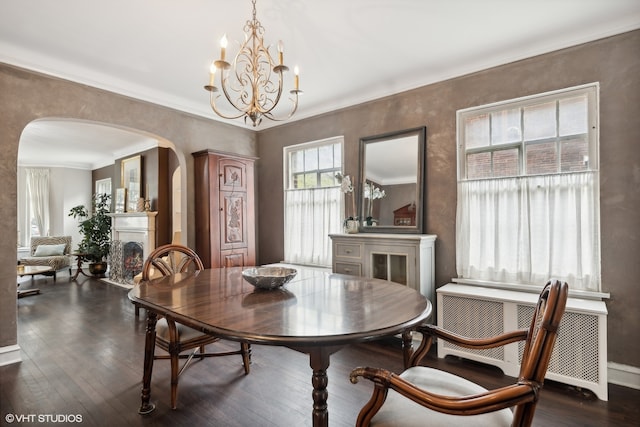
top-left (358, 126), bottom-right (426, 234)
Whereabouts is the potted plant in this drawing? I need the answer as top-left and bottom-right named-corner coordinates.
top-left (363, 182), bottom-right (386, 225)
top-left (335, 172), bottom-right (358, 233)
top-left (69, 193), bottom-right (112, 276)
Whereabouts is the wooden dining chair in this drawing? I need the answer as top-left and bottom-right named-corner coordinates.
top-left (141, 244), bottom-right (251, 409)
top-left (350, 279), bottom-right (569, 427)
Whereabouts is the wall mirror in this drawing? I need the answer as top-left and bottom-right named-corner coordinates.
top-left (358, 126), bottom-right (426, 233)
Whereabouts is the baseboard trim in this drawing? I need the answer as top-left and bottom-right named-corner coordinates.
top-left (0, 344), bottom-right (22, 366)
top-left (608, 362), bottom-right (640, 390)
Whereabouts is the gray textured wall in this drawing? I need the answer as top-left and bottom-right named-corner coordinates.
top-left (0, 65), bottom-right (255, 347)
top-left (256, 30), bottom-right (640, 367)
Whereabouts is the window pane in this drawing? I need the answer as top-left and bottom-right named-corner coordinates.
top-left (491, 109), bottom-right (521, 145)
top-left (304, 148), bottom-right (318, 171)
top-left (560, 137), bottom-right (589, 172)
top-left (524, 102), bottom-right (556, 141)
top-left (467, 152), bottom-right (492, 178)
top-left (464, 114), bottom-right (490, 148)
top-left (493, 148), bottom-right (519, 177)
top-left (292, 173), bottom-right (304, 189)
top-left (319, 172), bottom-right (336, 187)
top-left (559, 95), bottom-right (588, 137)
top-left (290, 151), bottom-right (303, 172)
top-left (303, 172), bottom-right (317, 188)
top-left (526, 141), bottom-right (557, 174)
top-left (333, 144), bottom-right (342, 168)
top-left (318, 145), bottom-right (334, 169)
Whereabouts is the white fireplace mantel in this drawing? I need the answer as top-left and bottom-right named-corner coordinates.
top-left (108, 212), bottom-right (158, 262)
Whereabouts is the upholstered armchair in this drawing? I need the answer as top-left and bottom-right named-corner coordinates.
top-left (350, 279), bottom-right (569, 427)
top-left (20, 236), bottom-right (72, 280)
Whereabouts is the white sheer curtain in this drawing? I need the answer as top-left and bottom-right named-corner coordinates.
top-left (25, 168), bottom-right (50, 239)
top-left (456, 171), bottom-right (600, 291)
top-left (284, 187), bottom-right (342, 266)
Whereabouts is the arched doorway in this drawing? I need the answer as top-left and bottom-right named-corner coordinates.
top-left (2, 62), bottom-right (255, 364)
top-left (17, 118), bottom-right (188, 250)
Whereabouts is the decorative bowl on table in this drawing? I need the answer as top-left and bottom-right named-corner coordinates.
top-left (242, 266), bottom-right (297, 290)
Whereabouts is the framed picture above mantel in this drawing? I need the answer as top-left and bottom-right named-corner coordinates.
top-left (121, 155), bottom-right (142, 212)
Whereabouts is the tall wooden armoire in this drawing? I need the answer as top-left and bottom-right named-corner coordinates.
top-left (192, 150), bottom-right (257, 268)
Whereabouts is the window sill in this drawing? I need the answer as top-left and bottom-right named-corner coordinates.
top-left (451, 277), bottom-right (610, 301)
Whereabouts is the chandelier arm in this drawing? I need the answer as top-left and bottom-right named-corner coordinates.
top-left (219, 67), bottom-right (254, 115)
top-left (262, 92), bottom-right (300, 122)
top-left (209, 90), bottom-right (247, 120)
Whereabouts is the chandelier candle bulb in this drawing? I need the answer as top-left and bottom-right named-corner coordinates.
top-left (220, 34), bottom-right (228, 61)
top-left (278, 40), bottom-right (284, 65)
top-left (294, 66), bottom-right (299, 90)
top-left (209, 62), bottom-right (216, 86)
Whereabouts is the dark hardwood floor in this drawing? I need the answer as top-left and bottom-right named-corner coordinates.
top-left (3, 272), bottom-right (638, 426)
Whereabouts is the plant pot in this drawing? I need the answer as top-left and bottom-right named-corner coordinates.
top-left (88, 262), bottom-right (108, 277)
top-left (344, 219), bottom-right (359, 234)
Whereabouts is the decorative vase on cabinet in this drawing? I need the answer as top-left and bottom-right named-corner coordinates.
top-left (193, 150), bottom-right (257, 268)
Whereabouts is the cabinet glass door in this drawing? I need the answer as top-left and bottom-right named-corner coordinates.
top-left (372, 253), bottom-right (388, 280)
top-left (371, 253), bottom-right (408, 285)
top-left (389, 254), bottom-right (407, 285)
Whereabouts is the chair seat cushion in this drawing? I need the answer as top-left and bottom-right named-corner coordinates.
top-left (369, 366), bottom-right (513, 427)
top-left (21, 255), bottom-right (70, 271)
top-left (156, 318), bottom-right (208, 342)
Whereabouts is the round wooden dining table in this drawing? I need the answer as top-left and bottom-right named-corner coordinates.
top-left (129, 266), bottom-right (432, 427)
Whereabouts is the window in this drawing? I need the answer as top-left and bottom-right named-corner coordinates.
top-left (456, 84), bottom-right (600, 291)
top-left (95, 178), bottom-right (112, 211)
top-left (284, 137), bottom-right (344, 266)
top-left (25, 168), bottom-right (50, 242)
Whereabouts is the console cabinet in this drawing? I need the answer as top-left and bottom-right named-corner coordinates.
top-left (193, 150), bottom-right (257, 268)
top-left (329, 233), bottom-right (437, 302)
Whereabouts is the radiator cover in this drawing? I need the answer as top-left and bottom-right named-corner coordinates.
top-left (437, 283), bottom-right (608, 400)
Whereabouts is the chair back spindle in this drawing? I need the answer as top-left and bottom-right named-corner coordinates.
top-left (141, 244), bottom-right (204, 281)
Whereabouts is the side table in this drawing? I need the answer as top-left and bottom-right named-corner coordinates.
top-left (71, 253), bottom-right (91, 281)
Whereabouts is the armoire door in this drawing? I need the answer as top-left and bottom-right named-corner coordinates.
top-left (218, 158), bottom-right (249, 253)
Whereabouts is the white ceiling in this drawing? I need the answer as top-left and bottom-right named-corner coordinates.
top-left (17, 119), bottom-right (163, 170)
top-left (3, 0), bottom-right (639, 169)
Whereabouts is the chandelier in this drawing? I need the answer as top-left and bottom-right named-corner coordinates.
top-left (204, 0), bottom-right (302, 127)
